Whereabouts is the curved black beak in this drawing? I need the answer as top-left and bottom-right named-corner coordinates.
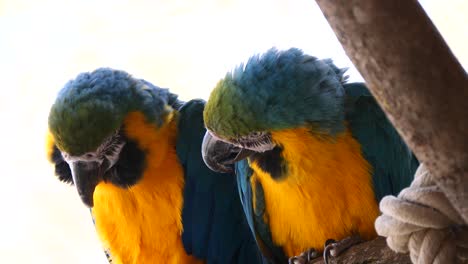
top-left (70, 161), bottom-right (103, 208)
top-left (201, 131), bottom-right (255, 173)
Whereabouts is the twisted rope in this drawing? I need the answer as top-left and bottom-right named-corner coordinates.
top-left (375, 164), bottom-right (468, 263)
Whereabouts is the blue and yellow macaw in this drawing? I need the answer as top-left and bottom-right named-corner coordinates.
top-left (201, 48), bottom-right (419, 263)
top-left (46, 68), bottom-right (265, 264)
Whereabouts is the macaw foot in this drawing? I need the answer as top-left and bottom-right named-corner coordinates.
top-left (323, 235), bottom-right (363, 263)
top-left (288, 248), bottom-right (320, 264)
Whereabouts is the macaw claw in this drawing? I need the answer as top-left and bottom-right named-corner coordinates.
top-left (323, 235), bottom-right (363, 264)
top-left (288, 248), bottom-right (319, 264)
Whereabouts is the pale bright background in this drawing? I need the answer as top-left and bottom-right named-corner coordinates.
top-left (0, 0), bottom-right (466, 263)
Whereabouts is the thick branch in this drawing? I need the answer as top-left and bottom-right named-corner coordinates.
top-left (310, 237), bottom-right (411, 264)
top-left (314, 0), bottom-right (468, 222)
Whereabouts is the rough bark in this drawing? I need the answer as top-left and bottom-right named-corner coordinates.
top-left (314, 0), bottom-right (468, 222)
top-left (309, 237), bottom-right (411, 264)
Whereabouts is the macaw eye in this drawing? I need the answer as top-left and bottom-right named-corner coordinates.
top-left (61, 152), bottom-right (70, 161)
top-left (85, 153), bottom-right (96, 159)
top-left (238, 131), bottom-right (269, 142)
top-left (250, 132), bottom-right (264, 137)
top-left (232, 131), bottom-right (274, 152)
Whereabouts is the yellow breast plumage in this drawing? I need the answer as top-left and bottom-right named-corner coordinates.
top-left (92, 111), bottom-right (203, 264)
top-left (250, 127), bottom-right (378, 256)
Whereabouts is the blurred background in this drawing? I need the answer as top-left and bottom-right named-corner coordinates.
top-left (0, 0), bottom-right (466, 263)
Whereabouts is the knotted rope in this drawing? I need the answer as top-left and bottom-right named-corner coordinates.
top-left (375, 164), bottom-right (468, 263)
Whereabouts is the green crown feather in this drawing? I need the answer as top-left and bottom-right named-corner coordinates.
top-left (204, 48), bottom-right (347, 139)
top-left (48, 68), bottom-right (179, 155)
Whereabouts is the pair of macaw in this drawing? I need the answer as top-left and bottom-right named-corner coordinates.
top-left (46, 48), bottom-right (418, 264)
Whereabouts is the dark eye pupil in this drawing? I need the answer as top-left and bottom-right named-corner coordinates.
top-left (86, 153), bottom-right (94, 158)
top-left (250, 132), bottom-right (263, 138)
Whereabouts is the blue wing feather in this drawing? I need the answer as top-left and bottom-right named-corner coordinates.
top-left (345, 83), bottom-right (419, 200)
top-left (176, 99), bottom-right (265, 264)
top-left (236, 160), bottom-right (286, 264)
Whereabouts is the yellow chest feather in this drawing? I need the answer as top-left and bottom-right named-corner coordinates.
top-left (250, 128), bottom-right (379, 257)
top-left (91, 112), bottom-right (203, 264)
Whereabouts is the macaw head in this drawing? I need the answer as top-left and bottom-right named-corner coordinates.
top-left (202, 48), bottom-right (348, 173)
top-left (47, 68), bottom-right (179, 207)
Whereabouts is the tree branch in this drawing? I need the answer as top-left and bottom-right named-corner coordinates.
top-left (310, 237), bottom-right (411, 264)
top-left (314, 0), bottom-right (468, 222)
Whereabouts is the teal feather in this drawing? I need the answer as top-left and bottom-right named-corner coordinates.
top-left (236, 160), bottom-right (286, 264)
top-left (344, 82), bottom-right (419, 200)
top-left (176, 100), bottom-right (266, 264)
